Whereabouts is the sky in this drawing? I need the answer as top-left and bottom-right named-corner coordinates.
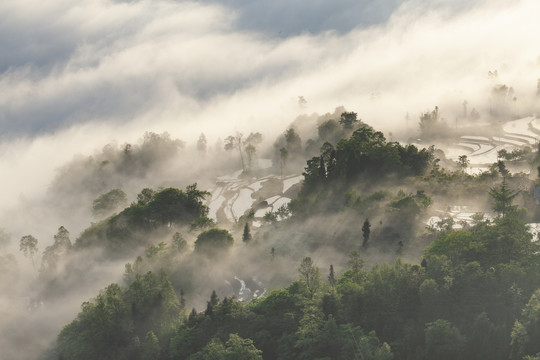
top-left (1, 0), bottom-right (540, 232)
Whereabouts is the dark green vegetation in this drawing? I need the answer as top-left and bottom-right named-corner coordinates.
top-left (76, 185), bottom-right (210, 255)
top-left (50, 214), bottom-right (540, 360)
top-left (38, 110), bottom-right (540, 360)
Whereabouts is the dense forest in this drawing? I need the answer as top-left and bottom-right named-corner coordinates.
top-left (23, 108), bottom-right (540, 360)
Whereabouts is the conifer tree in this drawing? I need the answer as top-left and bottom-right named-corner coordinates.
top-left (489, 178), bottom-right (519, 218)
top-left (242, 223), bottom-right (252, 244)
top-left (362, 218), bottom-right (371, 247)
top-left (328, 264), bottom-right (336, 289)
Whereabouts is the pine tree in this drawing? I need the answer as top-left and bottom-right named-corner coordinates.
top-left (179, 289), bottom-right (186, 309)
top-left (210, 290), bottom-right (219, 306)
top-left (489, 178), bottom-right (519, 218)
top-left (242, 223), bottom-right (252, 244)
top-left (328, 264), bottom-right (336, 289)
top-left (362, 218), bottom-right (371, 247)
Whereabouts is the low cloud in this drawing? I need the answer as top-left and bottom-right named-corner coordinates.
top-left (0, 0), bottom-right (539, 266)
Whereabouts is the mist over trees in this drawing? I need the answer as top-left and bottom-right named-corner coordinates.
top-left (7, 99), bottom-right (540, 360)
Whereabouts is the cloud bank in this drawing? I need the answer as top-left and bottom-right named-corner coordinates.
top-left (1, 0), bottom-right (540, 230)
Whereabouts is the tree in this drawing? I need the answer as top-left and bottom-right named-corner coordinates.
top-left (456, 155), bottom-right (469, 171)
top-left (141, 331), bottom-right (160, 360)
top-left (197, 133), bottom-right (207, 155)
top-left (225, 132), bottom-right (262, 172)
top-left (92, 188), bottom-right (128, 218)
top-left (497, 160), bottom-right (510, 177)
top-left (298, 257), bottom-right (322, 299)
top-left (19, 235), bottom-right (38, 272)
top-left (328, 264), bottom-right (336, 289)
top-left (225, 132), bottom-right (246, 171)
top-left (339, 111), bottom-right (358, 130)
top-left (223, 333), bottom-right (263, 360)
top-left (242, 223), bottom-right (252, 244)
top-left (53, 226), bottom-right (71, 253)
top-left (362, 218), bottom-right (371, 247)
top-left (190, 216), bottom-right (216, 232)
top-left (510, 289), bottom-right (540, 359)
top-left (318, 157), bottom-right (326, 181)
top-left (425, 319), bottom-right (465, 360)
top-left (137, 188), bottom-right (156, 206)
top-left (172, 232), bottom-right (187, 254)
top-left (57, 283), bottom-right (132, 360)
top-left (190, 334), bottom-right (263, 360)
top-left (419, 106), bottom-right (442, 138)
top-left (318, 119), bottom-right (342, 143)
top-left (284, 128), bottom-right (302, 153)
top-left (279, 147), bottom-right (288, 179)
top-left (194, 229), bottom-right (234, 256)
top-left (205, 290), bottom-right (219, 318)
top-left (489, 178), bottom-right (519, 218)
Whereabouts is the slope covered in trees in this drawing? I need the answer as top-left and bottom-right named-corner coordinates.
top-left (76, 184), bottom-right (210, 255)
top-left (49, 212), bottom-right (540, 360)
top-left (30, 108), bottom-right (540, 360)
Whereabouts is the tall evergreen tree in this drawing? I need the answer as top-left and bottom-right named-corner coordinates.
top-left (242, 223), bottom-right (252, 244)
top-left (489, 178), bottom-right (519, 218)
top-left (362, 218), bottom-right (371, 247)
top-left (328, 264), bottom-right (336, 289)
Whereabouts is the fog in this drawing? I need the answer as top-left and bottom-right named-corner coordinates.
top-left (2, 0), bottom-right (540, 207)
top-left (1, 0), bottom-right (540, 358)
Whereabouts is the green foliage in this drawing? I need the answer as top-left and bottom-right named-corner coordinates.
top-left (194, 229), bottom-right (234, 255)
top-left (141, 331), bottom-right (160, 360)
top-left (296, 124), bottom-right (433, 217)
top-left (76, 184), bottom-right (209, 253)
top-left (424, 319), bottom-right (465, 360)
top-left (263, 211), bottom-right (278, 224)
top-left (298, 257), bottom-right (322, 299)
top-left (190, 216), bottom-right (216, 232)
top-left (189, 334), bottom-right (263, 360)
top-left (57, 271), bottom-right (181, 360)
top-left (510, 289), bottom-right (540, 359)
top-left (425, 216), bottom-right (538, 267)
top-left (489, 178), bottom-right (520, 218)
top-left (57, 283), bottom-right (133, 360)
top-left (339, 111), bottom-right (359, 130)
top-left (318, 119), bottom-right (343, 144)
top-left (138, 188), bottom-right (157, 206)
